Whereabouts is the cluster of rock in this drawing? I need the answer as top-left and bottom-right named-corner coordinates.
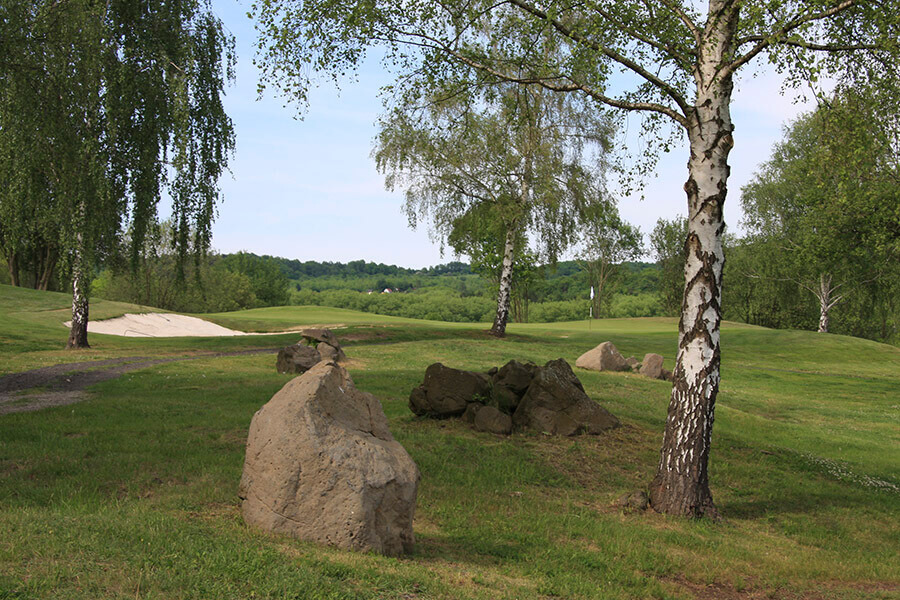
top-left (576, 341), bottom-right (674, 382)
top-left (240, 361), bottom-right (419, 556)
top-left (276, 328), bottom-right (346, 374)
top-left (409, 358), bottom-right (620, 436)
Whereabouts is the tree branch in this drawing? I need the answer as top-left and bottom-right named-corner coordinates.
top-left (725, 0), bottom-right (860, 77)
top-left (447, 48), bottom-right (690, 127)
top-left (506, 0), bottom-right (691, 118)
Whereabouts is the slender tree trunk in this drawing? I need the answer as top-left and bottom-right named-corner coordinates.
top-left (7, 253), bottom-right (20, 287)
top-left (649, 9), bottom-right (736, 518)
top-left (67, 235), bottom-right (90, 349)
top-left (490, 222), bottom-right (517, 337)
top-left (815, 273), bottom-right (841, 333)
top-left (36, 245), bottom-right (56, 291)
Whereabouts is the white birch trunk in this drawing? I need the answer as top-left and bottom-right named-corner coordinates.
top-left (815, 273), bottom-right (842, 333)
top-left (490, 223), bottom-right (517, 337)
top-left (649, 3), bottom-right (737, 517)
top-left (67, 224), bottom-right (90, 349)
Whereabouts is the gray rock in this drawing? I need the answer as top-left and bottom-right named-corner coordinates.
top-left (616, 490), bottom-right (649, 512)
top-left (639, 353), bottom-right (666, 380)
top-left (317, 342), bottom-right (346, 363)
top-left (276, 344), bottom-right (321, 374)
top-left (575, 342), bottom-right (629, 372)
top-left (625, 356), bottom-right (641, 371)
top-left (408, 363), bottom-right (492, 418)
top-left (409, 385), bottom-right (428, 415)
top-left (299, 328), bottom-right (341, 348)
top-left (239, 362), bottom-right (419, 556)
top-left (493, 360), bottom-right (537, 395)
top-left (491, 384), bottom-right (522, 414)
top-left (462, 402), bottom-right (482, 424)
top-left (490, 359), bottom-right (538, 413)
top-left (513, 358), bottom-right (620, 436)
top-left (473, 405), bottom-right (513, 435)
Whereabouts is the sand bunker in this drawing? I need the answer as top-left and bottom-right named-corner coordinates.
top-left (66, 313), bottom-right (251, 337)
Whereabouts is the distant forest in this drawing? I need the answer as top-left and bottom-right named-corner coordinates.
top-left (8, 246), bottom-right (891, 342)
top-left (267, 255), bottom-right (663, 324)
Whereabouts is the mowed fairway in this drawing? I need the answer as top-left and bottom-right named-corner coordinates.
top-left (1, 284), bottom-right (898, 599)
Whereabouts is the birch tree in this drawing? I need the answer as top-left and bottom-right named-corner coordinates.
top-left (375, 82), bottom-right (613, 336)
top-left (252, 0), bottom-right (900, 517)
top-left (0, 0), bottom-right (235, 348)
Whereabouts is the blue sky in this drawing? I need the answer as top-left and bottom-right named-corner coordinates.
top-left (206, 0), bottom-right (819, 269)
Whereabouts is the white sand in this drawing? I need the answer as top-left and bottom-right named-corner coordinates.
top-left (66, 313), bottom-right (250, 337)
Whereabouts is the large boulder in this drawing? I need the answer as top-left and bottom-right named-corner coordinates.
top-left (276, 344), bottom-right (321, 374)
top-left (239, 362), bottom-right (419, 556)
top-left (408, 363), bottom-right (492, 417)
top-left (513, 358), bottom-right (620, 436)
top-left (491, 359), bottom-right (538, 413)
top-left (575, 342), bottom-right (629, 372)
top-left (639, 353), bottom-right (666, 380)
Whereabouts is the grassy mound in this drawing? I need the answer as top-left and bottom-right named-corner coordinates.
top-left (1, 284), bottom-right (898, 599)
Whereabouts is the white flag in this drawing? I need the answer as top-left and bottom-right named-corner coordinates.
top-left (590, 286), bottom-right (595, 300)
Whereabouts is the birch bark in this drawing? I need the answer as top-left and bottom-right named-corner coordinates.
top-left (815, 273), bottom-right (842, 333)
top-left (67, 206), bottom-right (90, 349)
top-left (649, 4), bottom-right (736, 517)
top-left (490, 223), bottom-right (517, 336)
top-left (66, 249), bottom-right (90, 348)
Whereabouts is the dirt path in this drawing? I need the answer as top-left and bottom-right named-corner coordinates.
top-left (0, 348), bottom-right (276, 415)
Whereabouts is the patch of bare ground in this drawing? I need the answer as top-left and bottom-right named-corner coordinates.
top-left (339, 327), bottom-right (393, 342)
top-left (0, 348), bottom-right (276, 415)
top-left (521, 422), bottom-right (657, 493)
top-left (662, 575), bottom-right (900, 600)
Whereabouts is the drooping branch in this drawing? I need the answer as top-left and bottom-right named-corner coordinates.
top-left (374, 27), bottom-right (689, 127)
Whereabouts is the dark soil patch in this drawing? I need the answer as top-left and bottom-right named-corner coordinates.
top-left (0, 348), bottom-right (276, 415)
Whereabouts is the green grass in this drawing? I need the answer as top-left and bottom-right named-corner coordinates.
top-left (1, 283), bottom-right (898, 599)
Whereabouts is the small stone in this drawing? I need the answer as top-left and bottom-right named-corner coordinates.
top-left (317, 342), bottom-right (346, 362)
top-left (299, 328), bottom-right (341, 348)
top-left (473, 405), bottom-right (513, 435)
top-left (276, 344), bottom-right (321, 374)
top-left (575, 342), bottom-right (628, 372)
top-left (615, 490), bottom-right (649, 512)
top-left (407, 363), bottom-right (492, 418)
top-left (639, 353), bottom-right (666, 380)
top-left (462, 402), bottom-right (482, 424)
top-left (409, 385), bottom-right (429, 416)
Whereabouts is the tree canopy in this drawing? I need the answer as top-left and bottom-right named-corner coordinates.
top-left (737, 87), bottom-right (900, 337)
top-left (0, 0), bottom-right (235, 347)
top-left (375, 78), bottom-right (615, 335)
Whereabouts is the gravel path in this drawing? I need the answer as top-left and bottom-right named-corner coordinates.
top-left (0, 349), bottom-right (276, 415)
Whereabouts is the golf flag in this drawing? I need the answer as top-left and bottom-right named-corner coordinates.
top-left (590, 286), bottom-right (595, 300)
